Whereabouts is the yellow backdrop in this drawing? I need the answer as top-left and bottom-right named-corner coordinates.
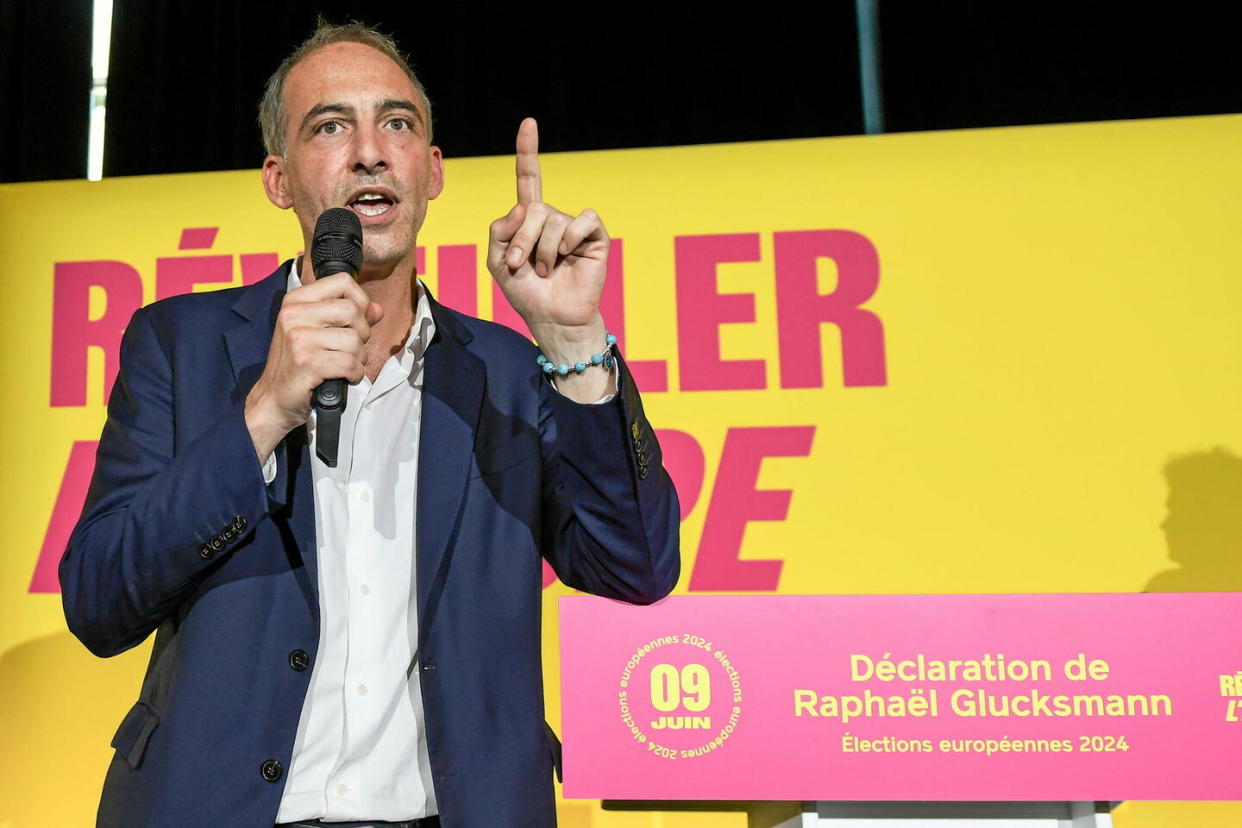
top-left (2, 114), bottom-right (1240, 827)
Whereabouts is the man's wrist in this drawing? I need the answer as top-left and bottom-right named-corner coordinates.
top-left (529, 315), bottom-right (607, 362)
top-left (531, 315), bottom-right (614, 403)
top-left (243, 388), bottom-right (289, 465)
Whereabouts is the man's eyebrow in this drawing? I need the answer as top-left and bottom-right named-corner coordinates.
top-left (299, 102), bottom-right (354, 133)
top-left (380, 98), bottom-right (425, 127)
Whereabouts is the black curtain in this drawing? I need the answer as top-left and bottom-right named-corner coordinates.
top-left (100, 1), bottom-right (864, 177)
top-left (8, 2), bottom-right (1242, 183)
top-left (1, 0), bottom-right (93, 182)
top-left (880, 2), bottom-right (1242, 132)
top-left (102, 0), bottom-right (315, 177)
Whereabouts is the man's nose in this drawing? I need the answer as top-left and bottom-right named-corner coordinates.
top-left (351, 122), bottom-right (387, 174)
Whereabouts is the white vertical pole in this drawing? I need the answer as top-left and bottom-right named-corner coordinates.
top-left (87, 0), bottom-right (114, 181)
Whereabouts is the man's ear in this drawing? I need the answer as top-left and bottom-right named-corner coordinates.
top-left (427, 145), bottom-right (445, 201)
top-left (262, 155), bottom-right (293, 209)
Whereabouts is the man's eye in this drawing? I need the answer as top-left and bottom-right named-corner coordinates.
top-left (318, 121), bottom-right (341, 135)
top-left (388, 118), bottom-right (410, 131)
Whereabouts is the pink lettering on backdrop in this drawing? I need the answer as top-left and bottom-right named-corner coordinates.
top-left (675, 233), bottom-right (766, 391)
top-left (601, 241), bottom-right (669, 393)
top-left (29, 441), bottom-right (98, 593)
top-left (437, 245), bottom-right (478, 315)
top-left (39, 228), bottom-right (881, 594)
top-left (654, 429), bottom-right (706, 520)
top-left (241, 253), bottom-right (281, 285)
top-left (774, 230), bottom-right (887, 388)
top-left (156, 226), bottom-right (233, 300)
top-left (178, 227), bottom-right (218, 249)
top-left (50, 261), bottom-right (144, 407)
top-left (690, 426), bottom-right (815, 591)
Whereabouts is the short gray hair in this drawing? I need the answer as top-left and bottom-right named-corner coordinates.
top-left (259, 21), bottom-right (434, 156)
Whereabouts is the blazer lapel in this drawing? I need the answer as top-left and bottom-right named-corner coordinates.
top-left (416, 294), bottom-right (484, 637)
top-left (223, 263), bottom-right (289, 391)
top-left (222, 262), bottom-right (320, 614)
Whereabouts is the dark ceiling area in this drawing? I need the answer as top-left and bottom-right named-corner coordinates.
top-left (5, 1), bottom-right (1242, 183)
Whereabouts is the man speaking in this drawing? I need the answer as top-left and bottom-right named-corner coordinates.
top-left (60, 22), bottom-right (680, 828)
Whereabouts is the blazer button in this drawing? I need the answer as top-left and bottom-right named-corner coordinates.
top-left (209, 536), bottom-right (225, 552)
top-left (260, 759), bottom-right (283, 782)
top-left (198, 543), bottom-right (214, 560)
top-left (222, 528), bottom-right (237, 543)
top-left (231, 515), bottom-right (247, 533)
top-left (639, 466), bottom-right (649, 479)
top-left (288, 649), bottom-right (310, 672)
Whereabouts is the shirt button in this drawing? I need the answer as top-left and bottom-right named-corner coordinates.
top-left (360, 584), bottom-right (371, 595)
top-left (336, 783), bottom-right (349, 796)
top-left (357, 684), bottom-right (368, 696)
top-left (358, 488), bottom-right (371, 503)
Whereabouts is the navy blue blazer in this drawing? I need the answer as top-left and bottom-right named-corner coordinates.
top-left (60, 262), bottom-right (680, 827)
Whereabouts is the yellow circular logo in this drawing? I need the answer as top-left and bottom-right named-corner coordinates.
top-left (617, 633), bottom-right (742, 760)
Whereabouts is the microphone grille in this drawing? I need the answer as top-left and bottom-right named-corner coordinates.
top-left (311, 207), bottom-right (363, 277)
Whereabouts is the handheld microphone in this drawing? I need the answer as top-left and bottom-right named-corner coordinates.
top-left (310, 207), bottom-right (364, 468)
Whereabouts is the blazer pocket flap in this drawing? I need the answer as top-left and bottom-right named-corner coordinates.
top-left (111, 700), bottom-right (160, 770)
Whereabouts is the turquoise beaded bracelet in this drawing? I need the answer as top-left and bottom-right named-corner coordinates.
top-left (537, 332), bottom-right (617, 376)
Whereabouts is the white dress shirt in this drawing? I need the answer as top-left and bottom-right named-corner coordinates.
top-left (274, 262), bottom-right (438, 821)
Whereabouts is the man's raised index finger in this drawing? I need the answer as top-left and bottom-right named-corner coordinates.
top-left (515, 117), bottom-right (542, 205)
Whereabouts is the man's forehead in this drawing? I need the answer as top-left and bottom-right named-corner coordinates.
top-left (284, 41), bottom-right (420, 113)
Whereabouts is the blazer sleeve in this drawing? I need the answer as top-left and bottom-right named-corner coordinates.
top-left (59, 305), bottom-right (281, 657)
top-left (537, 351), bottom-right (681, 604)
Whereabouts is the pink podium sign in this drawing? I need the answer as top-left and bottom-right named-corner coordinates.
top-left (558, 594), bottom-right (1242, 801)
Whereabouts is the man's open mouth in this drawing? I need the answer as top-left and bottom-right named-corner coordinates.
top-left (348, 190), bottom-right (396, 217)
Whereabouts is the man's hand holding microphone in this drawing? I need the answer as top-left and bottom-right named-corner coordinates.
top-left (244, 209), bottom-right (381, 468)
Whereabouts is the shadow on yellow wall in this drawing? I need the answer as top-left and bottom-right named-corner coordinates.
top-left (0, 632), bottom-right (149, 826)
top-left (1147, 447), bottom-right (1242, 592)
